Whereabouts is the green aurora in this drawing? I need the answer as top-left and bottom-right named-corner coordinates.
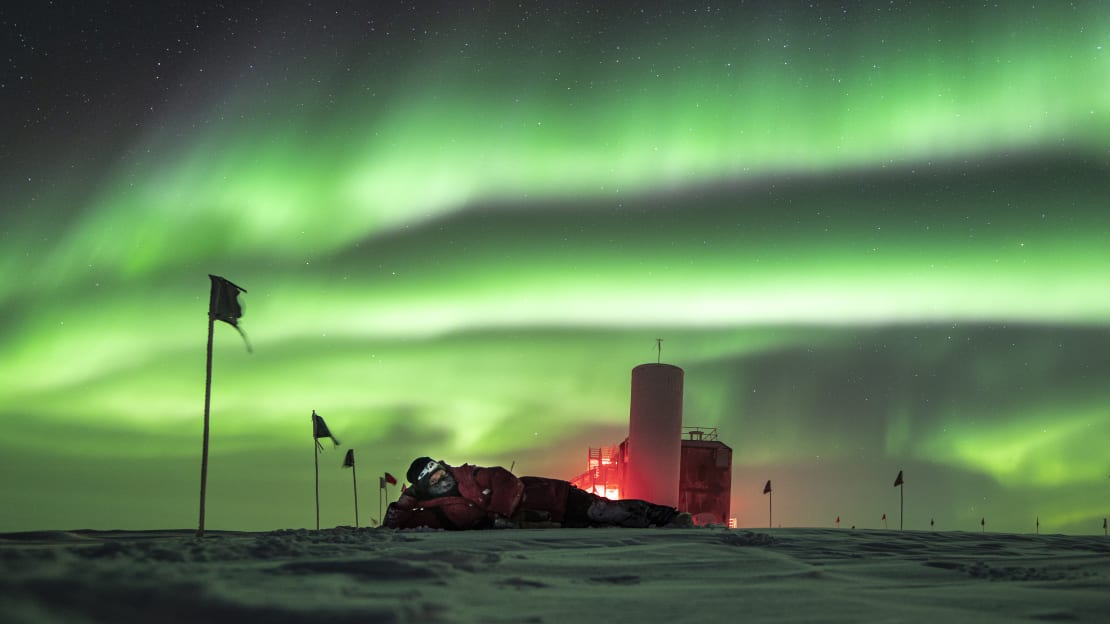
top-left (1, 2), bottom-right (1108, 533)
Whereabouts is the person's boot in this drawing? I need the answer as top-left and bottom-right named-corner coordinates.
top-left (665, 512), bottom-right (694, 528)
top-left (643, 503), bottom-right (680, 527)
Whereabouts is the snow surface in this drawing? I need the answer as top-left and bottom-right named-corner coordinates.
top-left (2, 526), bottom-right (1108, 623)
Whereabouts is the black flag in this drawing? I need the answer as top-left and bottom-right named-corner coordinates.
top-left (312, 410), bottom-right (340, 451)
top-left (208, 274), bottom-right (251, 352)
top-left (893, 470), bottom-right (904, 487)
top-left (763, 480), bottom-right (772, 494)
top-left (342, 449), bottom-right (355, 468)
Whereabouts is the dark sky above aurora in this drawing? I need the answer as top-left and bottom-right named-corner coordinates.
top-left (2, 1), bottom-right (1108, 534)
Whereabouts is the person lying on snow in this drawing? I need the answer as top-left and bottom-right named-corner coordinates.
top-left (383, 457), bottom-right (693, 530)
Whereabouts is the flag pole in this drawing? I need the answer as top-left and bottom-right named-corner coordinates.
top-left (762, 480), bottom-right (772, 528)
top-left (197, 313), bottom-right (216, 537)
top-left (351, 462), bottom-right (359, 529)
top-left (197, 274), bottom-right (247, 538)
top-left (341, 449), bottom-right (358, 527)
top-left (893, 470), bottom-right (904, 531)
top-left (379, 477), bottom-right (385, 525)
top-left (314, 423), bottom-right (320, 531)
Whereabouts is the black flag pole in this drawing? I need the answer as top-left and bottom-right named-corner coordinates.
top-left (197, 274), bottom-right (248, 538)
top-left (893, 470), bottom-right (904, 531)
top-left (197, 304), bottom-right (215, 538)
top-left (343, 449), bottom-right (358, 528)
top-left (763, 480), bottom-right (772, 528)
top-left (314, 416), bottom-right (320, 530)
top-left (311, 410), bottom-right (339, 530)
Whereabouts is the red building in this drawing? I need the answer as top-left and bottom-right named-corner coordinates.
top-left (570, 428), bottom-right (733, 526)
top-left (569, 362), bottom-right (733, 526)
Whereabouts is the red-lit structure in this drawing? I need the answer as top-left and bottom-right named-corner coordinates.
top-left (570, 362), bottom-right (733, 526)
top-left (626, 363), bottom-right (684, 507)
top-left (677, 428), bottom-right (732, 526)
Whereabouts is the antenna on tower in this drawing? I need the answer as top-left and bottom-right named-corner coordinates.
top-left (655, 338), bottom-right (663, 363)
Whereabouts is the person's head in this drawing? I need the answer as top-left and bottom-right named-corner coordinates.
top-left (406, 457), bottom-right (456, 498)
top-left (407, 457), bottom-right (437, 485)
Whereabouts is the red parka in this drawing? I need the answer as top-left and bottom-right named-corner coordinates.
top-left (383, 463), bottom-right (572, 530)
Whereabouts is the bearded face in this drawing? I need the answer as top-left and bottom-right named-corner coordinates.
top-left (425, 469), bottom-right (458, 497)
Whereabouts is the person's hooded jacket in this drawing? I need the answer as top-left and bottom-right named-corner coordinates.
top-left (383, 463), bottom-right (571, 530)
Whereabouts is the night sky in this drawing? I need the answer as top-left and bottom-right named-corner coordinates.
top-left (2, 1), bottom-right (1108, 534)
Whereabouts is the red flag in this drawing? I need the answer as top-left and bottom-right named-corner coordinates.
top-left (882, 513), bottom-right (886, 520)
top-left (384, 472), bottom-right (397, 485)
top-left (762, 480), bottom-right (772, 495)
top-left (893, 470), bottom-right (904, 487)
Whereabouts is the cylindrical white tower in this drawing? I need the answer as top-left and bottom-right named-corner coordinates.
top-left (624, 363), bottom-right (683, 507)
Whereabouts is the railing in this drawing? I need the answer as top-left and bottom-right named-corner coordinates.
top-left (682, 427), bottom-right (718, 441)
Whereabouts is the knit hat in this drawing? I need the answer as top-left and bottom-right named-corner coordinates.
top-left (407, 457), bottom-right (436, 485)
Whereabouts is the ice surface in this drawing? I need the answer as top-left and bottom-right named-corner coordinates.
top-left (2, 526), bottom-right (1108, 623)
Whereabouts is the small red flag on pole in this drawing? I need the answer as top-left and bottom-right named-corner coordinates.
top-left (379, 473), bottom-right (396, 526)
top-left (882, 513), bottom-right (888, 529)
